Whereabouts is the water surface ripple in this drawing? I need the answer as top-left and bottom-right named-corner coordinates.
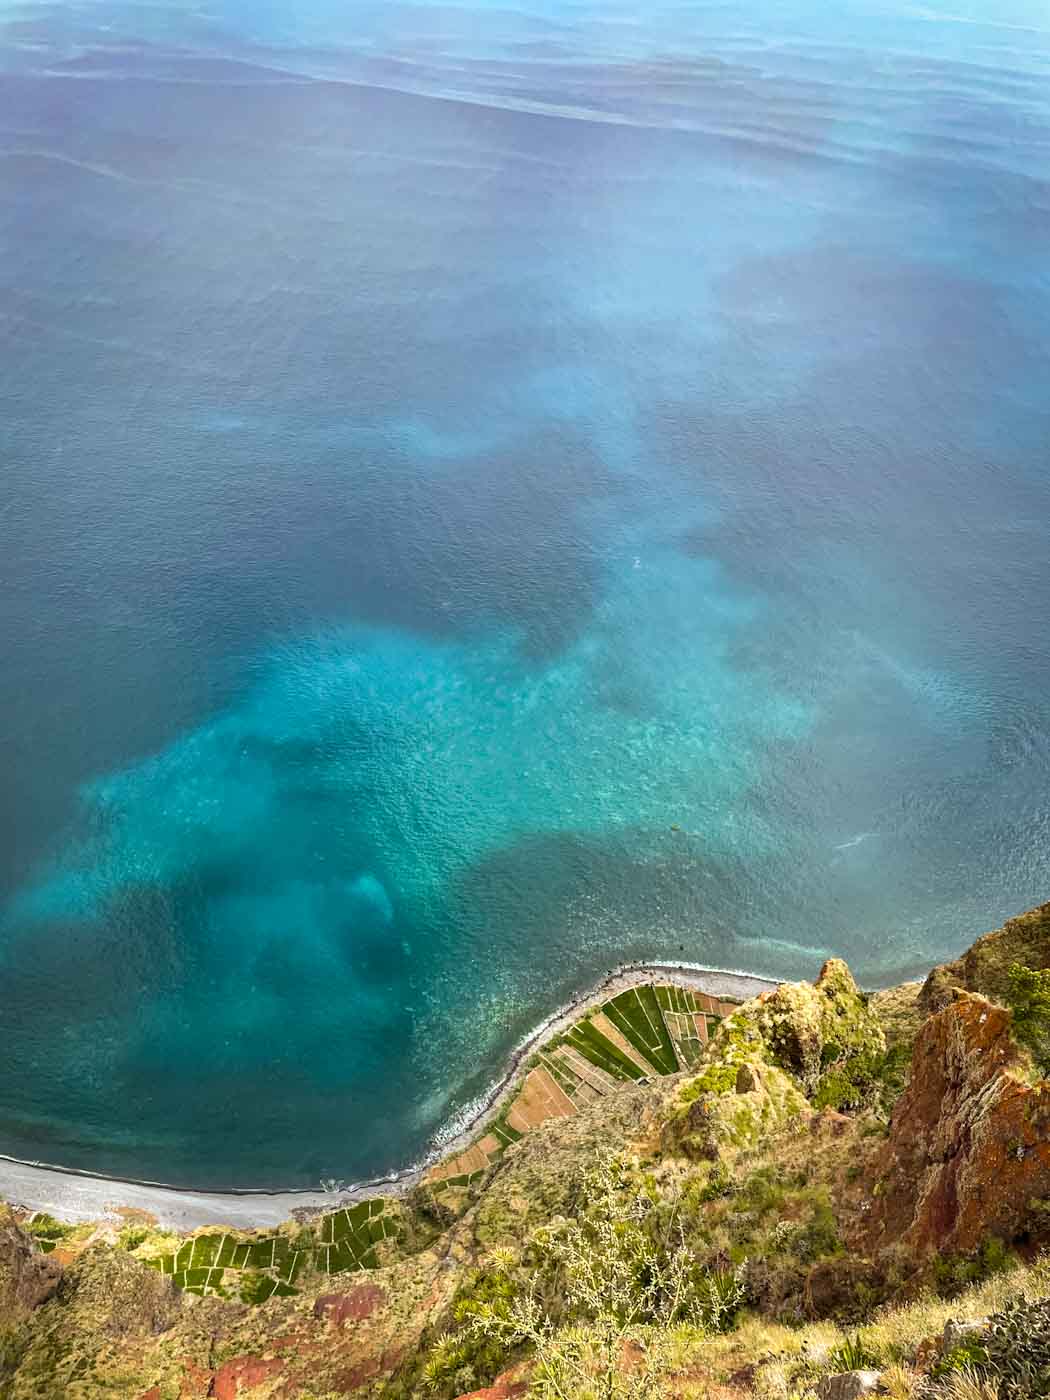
top-left (1, 0), bottom-right (1049, 1186)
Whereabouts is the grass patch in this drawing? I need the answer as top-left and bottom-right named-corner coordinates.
top-left (565, 1020), bottom-right (644, 1080)
top-left (145, 1197), bottom-right (398, 1301)
top-left (24, 1214), bottom-right (75, 1252)
top-left (603, 986), bottom-right (679, 1075)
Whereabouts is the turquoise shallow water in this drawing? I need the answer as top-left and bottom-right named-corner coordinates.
top-left (1, 0), bottom-right (1049, 1187)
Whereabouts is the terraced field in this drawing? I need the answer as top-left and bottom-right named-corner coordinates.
top-left (426, 981), bottom-right (736, 1188)
top-left (145, 1197), bottom-right (398, 1300)
top-left (136, 982), bottom-right (735, 1298)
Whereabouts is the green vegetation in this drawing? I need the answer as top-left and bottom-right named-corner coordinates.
top-left (430, 1169), bottom-right (487, 1195)
top-left (564, 1019), bottom-right (646, 1080)
top-left (21, 1214), bottom-right (75, 1254)
top-left (932, 1340), bottom-right (990, 1380)
top-left (812, 1042), bottom-right (912, 1115)
top-left (829, 1333), bottom-right (879, 1371)
top-left (411, 1154), bottom-right (748, 1400)
top-left (740, 1254), bottom-right (1050, 1400)
top-left (602, 986), bottom-right (679, 1075)
top-left (143, 1198), bottom-right (398, 1299)
top-left (410, 1266), bottom-right (524, 1398)
top-left (1005, 962), bottom-right (1050, 1075)
top-left (554, 982), bottom-right (728, 1089)
top-left (932, 1239), bottom-right (1017, 1299)
top-left (981, 1295), bottom-right (1050, 1397)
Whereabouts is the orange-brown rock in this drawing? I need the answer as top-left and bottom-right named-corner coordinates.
top-left (313, 1282), bottom-right (386, 1324)
top-left (0, 1206), bottom-right (62, 1315)
top-left (210, 1355), bottom-right (285, 1400)
top-left (178, 1361), bottom-right (214, 1398)
top-left (859, 990), bottom-right (1050, 1256)
top-left (452, 1368), bottom-right (529, 1400)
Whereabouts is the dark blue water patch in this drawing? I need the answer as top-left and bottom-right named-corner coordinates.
top-left (2, 0), bottom-right (1050, 1186)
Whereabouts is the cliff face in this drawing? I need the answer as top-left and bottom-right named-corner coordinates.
top-left (2, 902), bottom-right (1050, 1400)
top-left (0, 1206), bottom-right (61, 1317)
top-left (859, 991), bottom-right (1050, 1257)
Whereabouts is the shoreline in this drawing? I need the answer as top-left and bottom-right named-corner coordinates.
top-left (0, 960), bottom-right (779, 1231)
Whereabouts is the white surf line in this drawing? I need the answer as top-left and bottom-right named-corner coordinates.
top-left (0, 962), bottom-right (784, 1231)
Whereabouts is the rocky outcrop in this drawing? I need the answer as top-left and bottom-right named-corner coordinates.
top-left (666, 1059), bottom-right (811, 1159)
top-left (922, 901), bottom-right (1050, 1013)
top-left (859, 990), bottom-right (1050, 1256)
top-left (58, 1244), bottom-right (182, 1338)
top-left (663, 956), bottom-right (882, 1156)
top-left (941, 1317), bottom-right (987, 1352)
top-left (750, 958), bottom-right (885, 1090)
top-left (0, 1207), bottom-right (62, 1317)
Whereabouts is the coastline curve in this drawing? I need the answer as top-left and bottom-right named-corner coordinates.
top-left (0, 960), bottom-right (780, 1230)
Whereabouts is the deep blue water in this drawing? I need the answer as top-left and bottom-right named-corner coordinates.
top-left (1, 0), bottom-right (1049, 1188)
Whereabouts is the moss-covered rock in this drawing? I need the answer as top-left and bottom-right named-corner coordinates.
top-left (666, 1060), bottom-right (811, 1159)
top-left (5, 1244), bottom-right (183, 1398)
top-left (922, 901), bottom-right (1050, 1014)
top-left (663, 958), bottom-right (884, 1157)
top-left (0, 1208), bottom-right (63, 1388)
top-left (52, 1243), bottom-right (182, 1338)
top-left (870, 982), bottom-right (923, 1054)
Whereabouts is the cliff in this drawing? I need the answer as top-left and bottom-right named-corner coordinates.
top-left (2, 903), bottom-right (1050, 1400)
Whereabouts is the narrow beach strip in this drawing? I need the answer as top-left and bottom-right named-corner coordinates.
top-left (0, 961), bottom-right (779, 1231)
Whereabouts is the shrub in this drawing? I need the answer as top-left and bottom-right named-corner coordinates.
top-left (454, 1154), bottom-right (749, 1398)
top-left (933, 1239), bottom-right (1016, 1299)
top-left (983, 1296), bottom-right (1050, 1397)
top-left (1005, 964), bottom-right (1050, 1075)
top-left (698, 1265), bottom-right (749, 1333)
top-left (688, 1162), bottom-right (734, 1205)
top-left (418, 1329), bottom-right (511, 1398)
top-left (812, 1044), bottom-right (911, 1116)
top-left (22, 1214), bottom-right (73, 1252)
top-left (116, 1225), bottom-right (150, 1252)
top-left (932, 1340), bottom-right (991, 1380)
top-left (880, 1363), bottom-right (921, 1399)
top-left (939, 1370), bottom-right (1001, 1400)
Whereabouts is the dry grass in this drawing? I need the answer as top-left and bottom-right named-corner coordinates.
top-left (870, 983), bottom-right (924, 1051)
top-left (747, 1253), bottom-right (1050, 1399)
top-left (879, 1362), bottom-right (922, 1399)
top-left (939, 1369), bottom-right (1001, 1400)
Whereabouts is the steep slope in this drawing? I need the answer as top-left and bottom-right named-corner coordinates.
top-left (2, 902), bottom-right (1050, 1400)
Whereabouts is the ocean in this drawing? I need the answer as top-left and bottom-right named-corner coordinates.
top-left (1, 0), bottom-right (1049, 1187)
